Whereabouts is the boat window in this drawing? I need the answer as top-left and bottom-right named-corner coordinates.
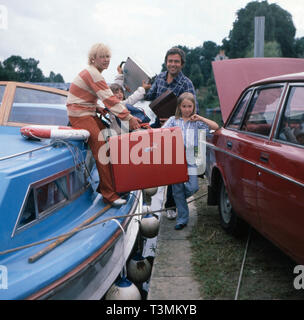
top-left (15, 168), bottom-right (87, 232)
top-left (69, 170), bottom-right (86, 195)
top-left (0, 85), bottom-right (5, 107)
top-left (8, 87), bottom-right (68, 125)
top-left (36, 176), bottom-right (68, 215)
top-left (226, 90), bottom-right (251, 129)
top-left (18, 189), bottom-right (36, 227)
top-left (240, 86), bottom-right (283, 137)
top-left (276, 86), bottom-right (304, 147)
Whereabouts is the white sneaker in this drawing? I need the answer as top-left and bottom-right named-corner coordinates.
top-left (166, 209), bottom-right (177, 220)
top-left (112, 198), bottom-right (127, 206)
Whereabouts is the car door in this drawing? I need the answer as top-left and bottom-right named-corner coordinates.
top-left (219, 85), bottom-right (284, 230)
top-left (215, 89), bottom-right (257, 228)
top-left (256, 84), bottom-right (304, 263)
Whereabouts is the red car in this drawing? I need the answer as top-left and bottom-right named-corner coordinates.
top-left (207, 58), bottom-right (304, 263)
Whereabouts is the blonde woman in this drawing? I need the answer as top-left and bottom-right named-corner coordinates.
top-left (66, 43), bottom-right (141, 206)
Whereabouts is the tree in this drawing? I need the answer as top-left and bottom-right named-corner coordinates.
top-left (45, 71), bottom-right (64, 83)
top-left (245, 40), bottom-right (282, 57)
top-left (2, 56), bottom-right (45, 82)
top-left (200, 41), bottom-right (219, 86)
top-left (189, 63), bottom-right (203, 88)
top-left (222, 1), bottom-right (296, 58)
top-left (0, 55), bottom-right (64, 82)
top-left (294, 37), bottom-right (304, 58)
top-left (0, 62), bottom-right (9, 80)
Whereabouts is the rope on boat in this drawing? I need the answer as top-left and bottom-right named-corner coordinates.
top-left (0, 192), bottom-right (208, 257)
top-left (112, 219), bottom-right (127, 278)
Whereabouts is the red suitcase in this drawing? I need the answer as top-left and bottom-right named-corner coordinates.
top-left (108, 127), bottom-right (188, 192)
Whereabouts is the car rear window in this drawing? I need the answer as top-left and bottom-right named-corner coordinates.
top-left (241, 86), bottom-right (283, 137)
top-left (276, 86), bottom-right (304, 147)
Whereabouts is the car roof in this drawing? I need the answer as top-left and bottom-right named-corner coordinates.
top-left (212, 58), bottom-right (304, 123)
top-left (252, 71), bottom-right (304, 86)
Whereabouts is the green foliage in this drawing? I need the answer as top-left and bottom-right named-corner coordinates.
top-left (189, 63), bottom-right (203, 88)
top-left (45, 71), bottom-right (65, 83)
top-left (222, 0), bottom-right (296, 58)
top-left (294, 37), bottom-right (304, 58)
top-left (245, 40), bottom-right (282, 57)
top-left (161, 1), bottom-right (304, 114)
top-left (0, 55), bottom-right (64, 83)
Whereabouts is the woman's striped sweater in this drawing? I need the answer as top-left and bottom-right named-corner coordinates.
top-left (66, 65), bottom-right (131, 120)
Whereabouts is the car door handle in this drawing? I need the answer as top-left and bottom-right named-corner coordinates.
top-left (260, 152), bottom-right (269, 163)
top-left (227, 141), bottom-right (233, 149)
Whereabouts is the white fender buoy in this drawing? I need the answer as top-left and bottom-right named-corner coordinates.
top-left (140, 213), bottom-right (160, 238)
top-left (127, 252), bottom-right (152, 283)
top-left (143, 187), bottom-right (158, 197)
top-left (105, 276), bottom-right (141, 300)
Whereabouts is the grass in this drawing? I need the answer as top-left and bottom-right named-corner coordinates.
top-left (189, 179), bottom-right (304, 300)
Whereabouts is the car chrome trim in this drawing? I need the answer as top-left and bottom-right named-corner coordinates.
top-left (207, 142), bottom-right (304, 189)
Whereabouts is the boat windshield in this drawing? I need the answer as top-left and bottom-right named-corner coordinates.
top-left (8, 86), bottom-right (68, 125)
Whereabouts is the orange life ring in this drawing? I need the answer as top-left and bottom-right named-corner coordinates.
top-left (20, 125), bottom-right (90, 140)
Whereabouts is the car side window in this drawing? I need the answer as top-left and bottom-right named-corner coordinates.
top-left (241, 86), bottom-right (283, 137)
top-left (8, 87), bottom-right (68, 125)
top-left (226, 90), bottom-right (251, 129)
top-left (276, 86), bottom-right (304, 146)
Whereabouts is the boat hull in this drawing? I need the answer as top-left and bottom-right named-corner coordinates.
top-left (27, 191), bottom-right (142, 300)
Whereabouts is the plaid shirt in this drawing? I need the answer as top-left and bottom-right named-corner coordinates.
top-left (163, 116), bottom-right (209, 168)
top-left (145, 71), bottom-right (199, 113)
top-left (163, 116), bottom-right (209, 146)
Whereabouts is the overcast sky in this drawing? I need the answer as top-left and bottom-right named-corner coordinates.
top-left (1, 0), bottom-right (304, 83)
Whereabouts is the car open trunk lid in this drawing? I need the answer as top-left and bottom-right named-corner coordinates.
top-left (212, 58), bottom-right (304, 123)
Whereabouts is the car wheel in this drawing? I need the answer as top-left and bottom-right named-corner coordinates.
top-left (218, 180), bottom-right (247, 236)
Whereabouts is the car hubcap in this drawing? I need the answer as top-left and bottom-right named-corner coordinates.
top-left (221, 184), bottom-right (232, 224)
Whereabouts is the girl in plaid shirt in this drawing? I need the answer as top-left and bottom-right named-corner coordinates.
top-left (163, 92), bottom-right (219, 230)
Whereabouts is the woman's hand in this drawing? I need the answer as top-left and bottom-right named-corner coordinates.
top-left (129, 116), bottom-right (142, 130)
top-left (96, 106), bottom-right (108, 116)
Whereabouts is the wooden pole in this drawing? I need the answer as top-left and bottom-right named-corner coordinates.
top-left (28, 204), bottom-right (112, 263)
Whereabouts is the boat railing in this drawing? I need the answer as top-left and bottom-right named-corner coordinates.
top-left (0, 141), bottom-right (56, 162)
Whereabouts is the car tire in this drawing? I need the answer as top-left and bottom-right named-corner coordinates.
top-left (218, 180), bottom-right (247, 236)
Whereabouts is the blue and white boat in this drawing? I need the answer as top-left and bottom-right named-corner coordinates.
top-left (0, 81), bottom-right (143, 300)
